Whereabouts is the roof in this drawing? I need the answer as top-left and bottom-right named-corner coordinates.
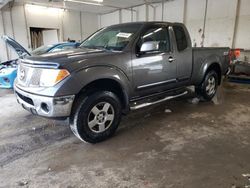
top-left (107, 21), bottom-right (184, 28)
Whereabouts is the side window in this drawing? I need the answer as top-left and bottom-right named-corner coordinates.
top-left (138, 26), bottom-right (170, 53)
top-left (173, 26), bottom-right (188, 51)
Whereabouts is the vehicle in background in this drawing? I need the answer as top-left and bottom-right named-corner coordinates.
top-left (0, 35), bottom-right (80, 89)
top-left (0, 60), bottom-right (18, 89)
top-left (30, 42), bottom-right (80, 56)
top-left (14, 22), bottom-right (230, 143)
top-left (228, 49), bottom-right (250, 84)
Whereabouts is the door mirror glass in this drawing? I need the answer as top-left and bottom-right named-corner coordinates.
top-left (140, 41), bottom-right (160, 53)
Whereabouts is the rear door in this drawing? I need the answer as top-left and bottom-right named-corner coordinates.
top-left (132, 24), bottom-right (177, 97)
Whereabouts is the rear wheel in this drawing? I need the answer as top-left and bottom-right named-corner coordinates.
top-left (196, 70), bottom-right (219, 101)
top-left (70, 91), bottom-right (122, 143)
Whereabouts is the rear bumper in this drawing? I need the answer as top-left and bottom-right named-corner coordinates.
top-left (14, 85), bottom-right (75, 118)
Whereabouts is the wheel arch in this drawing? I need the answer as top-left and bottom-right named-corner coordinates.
top-left (76, 78), bottom-right (129, 111)
top-left (204, 63), bottom-right (222, 85)
top-left (195, 61), bottom-right (222, 86)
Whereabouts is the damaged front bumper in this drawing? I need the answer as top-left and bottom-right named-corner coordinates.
top-left (14, 85), bottom-right (75, 118)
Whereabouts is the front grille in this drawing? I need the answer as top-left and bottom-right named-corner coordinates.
top-left (18, 63), bottom-right (42, 87)
top-left (30, 68), bottom-right (42, 86)
top-left (16, 92), bottom-right (34, 106)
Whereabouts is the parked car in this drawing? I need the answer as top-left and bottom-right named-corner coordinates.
top-left (0, 35), bottom-right (80, 88)
top-left (13, 22), bottom-right (230, 143)
top-left (0, 60), bottom-right (18, 88)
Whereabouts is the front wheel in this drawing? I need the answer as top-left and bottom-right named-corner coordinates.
top-left (70, 91), bottom-right (122, 143)
top-left (196, 70), bottom-right (219, 101)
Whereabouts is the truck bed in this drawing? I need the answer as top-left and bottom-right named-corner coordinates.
top-left (191, 47), bottom-right (230, 85)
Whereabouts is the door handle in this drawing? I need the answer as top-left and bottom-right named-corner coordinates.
top-left (168, 57), bottom-right (175, 63)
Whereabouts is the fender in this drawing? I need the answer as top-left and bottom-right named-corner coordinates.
top-left (54, 65), bottom-right (132, 108)
top-left (74, 65), bottom-right (131, 91)
top-left (192, 54), bottom-right (222, 85)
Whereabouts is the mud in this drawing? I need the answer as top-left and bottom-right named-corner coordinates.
top-left (0, 82), bottom-right (250, 188)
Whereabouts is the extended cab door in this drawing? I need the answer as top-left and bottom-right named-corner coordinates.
top-left (132, 24), bottom-right (177, 97)
top-left (171, 25), bottom-right (192, 83)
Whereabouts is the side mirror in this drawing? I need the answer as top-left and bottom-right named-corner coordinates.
top-left (140, 41), bottom-right (160, 53)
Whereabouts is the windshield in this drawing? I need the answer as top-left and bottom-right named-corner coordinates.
top-left (31, 44), bottom-right (54, 55)
top-left (80, 24), bottom-right (142, 51)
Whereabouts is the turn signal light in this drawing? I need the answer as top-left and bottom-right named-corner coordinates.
top-left (55, 69), bottom-right (70, 83)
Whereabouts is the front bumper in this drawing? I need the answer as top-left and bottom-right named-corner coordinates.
top-left (14, 85), bottom-right (75, 118)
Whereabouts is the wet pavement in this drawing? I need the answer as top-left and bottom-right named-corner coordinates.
top-left (0, 82), bottom-right (250, 188)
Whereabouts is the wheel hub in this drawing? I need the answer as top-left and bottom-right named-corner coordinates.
top-left (206, 76), bottom-right (216, 95)
top-left (87, 102), bottom-right (115, 133)
top-left (97, 112), bottom-right (106, 123)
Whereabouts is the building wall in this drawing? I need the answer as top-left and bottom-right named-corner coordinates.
top-left (62, 10), bottom-right (81, 42)
top-left (163, 0), bottom-right (185, 22)
top-left (0, 5), bottom-right (98, 62)
top-left (121, 9), bottom-right (132, 23)
top-left (99, 0), bottom-right (250, 51)
top-left (99, 10), bottom-right (119, 28)
top-left (134, 5), bottom-right (147, 22)
top-left (81, 12), bottom-right (99, 40)
top-left (203, 0), bottom-right (237, 47)
top-left (0, 10), bottom-right (8, 62)
top-left (2, 0), bottom-right (250, 62)
top-left (234, 0), bottom-right (250, 49)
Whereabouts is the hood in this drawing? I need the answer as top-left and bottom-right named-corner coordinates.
top-left (2, 35), bottom-right (31, 58)
top-left (23, 47), bottom-right (123, 72)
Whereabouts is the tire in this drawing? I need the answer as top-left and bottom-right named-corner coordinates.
top-left (196, 70), bottom-right (219, 101)
top-left (70, 91), bottom-right (122, 143)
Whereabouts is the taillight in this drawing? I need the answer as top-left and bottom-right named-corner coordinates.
top-left (234, 49), bottom-right (241, 58)
top-left (229, 49), bottom-right (242, 64)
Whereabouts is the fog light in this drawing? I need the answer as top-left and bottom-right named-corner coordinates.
top-left (3, 77), bottom-right (10, 83)
top-left (41, 103), bottom-right (50, 113)
top-left (54, 95), bottom-right (75, 105)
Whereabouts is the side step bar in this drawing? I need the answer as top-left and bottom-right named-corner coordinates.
top-left (130, 91), bottom-right (188, 110)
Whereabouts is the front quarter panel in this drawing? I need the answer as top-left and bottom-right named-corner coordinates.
top-left (55, 66), bottom-right (132, 97)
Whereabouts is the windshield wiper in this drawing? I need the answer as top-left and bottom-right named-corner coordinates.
top-left (81, 45), bottom-right (113, 52)
top-left (81, 45), bottom-right (103, 50)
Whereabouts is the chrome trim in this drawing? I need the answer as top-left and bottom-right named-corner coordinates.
top-left (168, 57), bottom-right (175, 63)
top-left (226, 67), bottom-right (231, 75)
top-left (137, 79), bottom-right (177, 89)
top-left (14, 85), bottom-right (75, 117)
top-left (20, 59), bottom-right (59, 69)
top-left (130, 91), bottom-right (188, 110)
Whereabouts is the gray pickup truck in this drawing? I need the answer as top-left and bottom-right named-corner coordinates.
top-left (12, 22), bottom-right (230, 143)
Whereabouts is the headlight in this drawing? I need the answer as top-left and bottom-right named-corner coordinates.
top-left (40, 69), bottom-right (70, 87)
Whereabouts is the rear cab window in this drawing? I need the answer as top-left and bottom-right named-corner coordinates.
top-left (173, 25), bottom-right (188, 51)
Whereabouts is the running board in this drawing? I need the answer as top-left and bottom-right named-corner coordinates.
top-left (130, 91), bottom-right (188, 110)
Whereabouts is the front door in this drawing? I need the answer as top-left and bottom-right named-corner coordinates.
top-left (132, 25), bottom-right (177, 97)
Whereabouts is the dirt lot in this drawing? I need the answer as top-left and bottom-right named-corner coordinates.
top-left (1, 82), bottom-right (250, 188)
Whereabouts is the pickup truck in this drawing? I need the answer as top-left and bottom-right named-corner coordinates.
top-left (13, 22), bottom-right (230, 143)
